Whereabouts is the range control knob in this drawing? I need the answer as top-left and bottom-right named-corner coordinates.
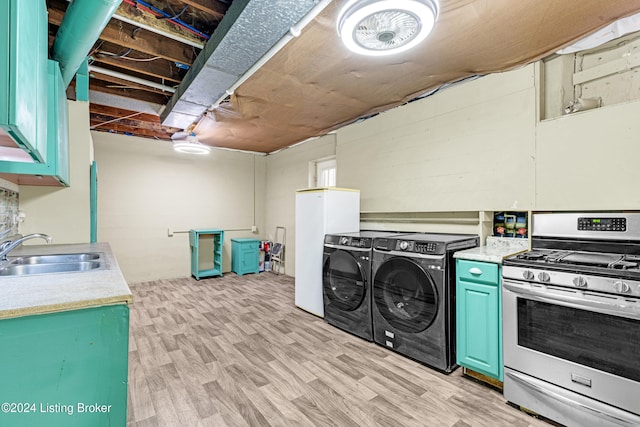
top-left (399, 241), bottom-right (409, 250)
top-left (522, 270), bottom-right (535, 281)
top-left (572, 276), bottom-right (588, 288)
top-left (614, 281), bottom-right (631, 293)
top-left (538, 272), bottom-right (551, 283)
top-left (341, 237), bottom-right (349, 245)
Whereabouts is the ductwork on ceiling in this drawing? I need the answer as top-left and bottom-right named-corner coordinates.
top-left (52, 0), bottom-right (123, 87)
top-left (160, 0), bottom-right (324, 130)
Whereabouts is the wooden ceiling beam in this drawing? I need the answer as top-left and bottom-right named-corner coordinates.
top-left (180, 0), bottom-right (228, 20)
top-left (48, 5), bottom-right (196, 65)
top-left (89, 104), bottom-right (165, 124)
top-left (89, 121), bottom-right (174, 140)
top-left (89, 70), bottom-right (176, 96)
top-left (91, 54), bottom-right (182, 84)
top-left (91, 114), bottom-right (179, 132)
top-left (88, 80), bottom-right (171, 105)
top-left (114, 3), bottom-right (205, 48)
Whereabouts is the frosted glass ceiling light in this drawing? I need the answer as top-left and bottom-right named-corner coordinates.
top-left (171, 132), bottom-right (211, 155)
top-left (337, 0), bottom-right (439, 56)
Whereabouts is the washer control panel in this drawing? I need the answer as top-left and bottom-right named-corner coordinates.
top-left (325, 234), bottom-right (373, 248)
top-left (395, 240), bottom-right (438, 254)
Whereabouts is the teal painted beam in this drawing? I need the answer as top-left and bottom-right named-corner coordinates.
top-left (76, 57), bottom-right (89, 102)
top-left (90, 161), bottom-right (98, 243)
top-left (52, 0), bottom-right (122, 87)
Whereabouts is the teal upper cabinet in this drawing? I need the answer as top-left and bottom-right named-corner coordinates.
top-left (0, 0), bottom-right (48, 163)
top-left (0, 60), bottom-right (70, 186)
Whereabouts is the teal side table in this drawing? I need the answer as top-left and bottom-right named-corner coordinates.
top-left (231, 238), bottom-right (260, 276)
top-left (189, 229), bottom-right (224, 280)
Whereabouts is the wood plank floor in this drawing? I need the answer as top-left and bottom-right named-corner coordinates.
top-left (127, 273), bottom-right (552, 427)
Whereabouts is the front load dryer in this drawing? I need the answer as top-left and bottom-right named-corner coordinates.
top-left (371, 233), bottom-right (478, 372)
top-left (322, 231), bottom-right (405, 341)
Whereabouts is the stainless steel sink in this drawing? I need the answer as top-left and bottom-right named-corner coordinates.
top-left (0, 261), bottom-right (102, 276)
top-left (9, 253), bottom-right (101, 265)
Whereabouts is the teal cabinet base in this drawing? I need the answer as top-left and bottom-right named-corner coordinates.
top-left (0, 305), bottom-right (129, 426)
top-left (456, 259), bottom-right (503, 381)
top-left (231, 238), bottom-right (260, 276)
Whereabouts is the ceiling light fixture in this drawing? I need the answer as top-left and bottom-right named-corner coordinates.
top-left (171, 132), bottom-right (211, 155)
top-left (337, 0), bottom-right (439, 56)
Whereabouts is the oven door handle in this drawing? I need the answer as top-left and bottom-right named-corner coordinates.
top-left (506, 370), bottom-right (640, 426)
top-left (503, 281), bottom-right (640, 320)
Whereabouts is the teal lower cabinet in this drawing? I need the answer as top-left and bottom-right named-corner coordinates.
top-left (456, 259), bottom-right (502, 381)
top-left (231, 238), bottom-right (260, 276)
top-left (190, 229), bottom-right (224, 280)
top-left (0, 305), bottom-right (129, 427)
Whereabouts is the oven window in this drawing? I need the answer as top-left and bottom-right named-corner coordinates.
top-left (517, 299), bottom-right (640, 382)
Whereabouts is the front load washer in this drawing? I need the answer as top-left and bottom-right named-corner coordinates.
top-left (371, 233), bottom-right (478, 372)
top-left (322, 231), bottom-right (406, 341)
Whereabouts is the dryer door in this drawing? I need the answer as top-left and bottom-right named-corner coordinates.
top-left (373, 257), bottom-right (439, 333)
top-left (323, 250), bottom-right (367, 311)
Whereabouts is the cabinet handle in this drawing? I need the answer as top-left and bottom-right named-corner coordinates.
top-left (469, 267), bottom-right (483, 275)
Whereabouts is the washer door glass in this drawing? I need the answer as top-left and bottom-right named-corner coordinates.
top-left (323, 250), bottom-right (366, 311)
top-left (373, 257), bottom-right (438, 333)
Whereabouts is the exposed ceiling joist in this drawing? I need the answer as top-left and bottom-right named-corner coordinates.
top-left (88, 67), bottom-right (176, 95)
top-left (89, 104), bottom-right (168, 124)
top-left (180, 0), bottom-right (227, 20)
top-left (87, 80), bottom-right (171, 105)
top-left (46, 0), bottom-right (640, 151)
top-left (112, 3), bottom-right (205, 49)
top-left (90, 52), bottom-right (183, 84)
top-left (48, 4), bottom-right (197, 65)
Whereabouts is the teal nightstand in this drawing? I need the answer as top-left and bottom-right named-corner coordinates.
top-left (231, 238), bottom-right (260, 276)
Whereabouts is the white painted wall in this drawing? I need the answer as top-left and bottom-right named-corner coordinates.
top-left (92, 132), bottom-right (265, 284)
top-left (19, 100), bottom-right (92, 243)
top-left (536, 100), bottom-right (640, 210)
top-left (263, 134), bottom-right (336, 277)
top-left (16, 56), bottom-right (640, 284)
top-left (337, 65), bottom-right (537, 213)
top-left (267, 61), bottom-right (640, 278)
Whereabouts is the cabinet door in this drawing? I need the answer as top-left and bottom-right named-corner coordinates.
top-left (0, 60), bottom-right (69, 186)
top-left (241, 246), bottom-right (259, 271)
top-left (0, 305), bottom-right (129, 426)
top-left (0, 0), bottom-right (47, 162)
top-left (456, 279), bottom-right (502, 380)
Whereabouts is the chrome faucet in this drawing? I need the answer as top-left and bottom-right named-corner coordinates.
top-left (0, 224), bottom-right (13, 239)
top-left (0, 233), bottom-right (52, 261)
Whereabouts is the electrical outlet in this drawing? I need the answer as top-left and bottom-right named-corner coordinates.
top-left (251, 225), bottom-right (257, 233)
top-left (168, 227), bottom-right (174, 237)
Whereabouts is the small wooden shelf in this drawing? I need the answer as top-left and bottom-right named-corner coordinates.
top-left (189, 229), bottom-right (224, 280)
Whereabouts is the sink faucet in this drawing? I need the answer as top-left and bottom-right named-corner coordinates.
top-left (0, 233), bottom-right (52, 261)
top-left (0, 226), bottom-right (12, 240)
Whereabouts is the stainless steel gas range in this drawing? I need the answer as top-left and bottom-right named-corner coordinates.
top-left (502, 212), bottom-right (640, 427)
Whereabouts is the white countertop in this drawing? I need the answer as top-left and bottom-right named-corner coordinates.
top-left (454, 236), bottom-right (529, 264)
top-left (0, 242), bottom-right (131, 319)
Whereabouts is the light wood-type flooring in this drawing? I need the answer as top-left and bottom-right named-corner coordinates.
top-left (127, 273), bottom-right (552, 427)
